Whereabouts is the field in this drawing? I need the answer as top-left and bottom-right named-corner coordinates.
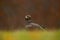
top-left (0, 30), bottom-right (60, 40)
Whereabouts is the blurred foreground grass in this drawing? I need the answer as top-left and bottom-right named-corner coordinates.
top-left (0, 30), bottom-right (60, 40)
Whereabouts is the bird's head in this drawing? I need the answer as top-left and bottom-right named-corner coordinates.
top-left (25, 15), bottom-right (31, 21)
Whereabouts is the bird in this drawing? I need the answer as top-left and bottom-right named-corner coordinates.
top-left (24, 15), bottom-right (46, 31)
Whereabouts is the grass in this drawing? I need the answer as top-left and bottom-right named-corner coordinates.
top-left (0, 30), bottom-right (60, 40)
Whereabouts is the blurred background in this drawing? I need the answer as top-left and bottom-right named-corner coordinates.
top-left (0, 0), bottom-right (60, 30)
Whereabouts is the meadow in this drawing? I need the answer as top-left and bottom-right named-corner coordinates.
top-left (0, 30), bottom-right (60, 40)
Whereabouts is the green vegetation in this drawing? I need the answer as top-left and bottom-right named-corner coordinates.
top-left (0, 30), bottom-right (60, 40)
